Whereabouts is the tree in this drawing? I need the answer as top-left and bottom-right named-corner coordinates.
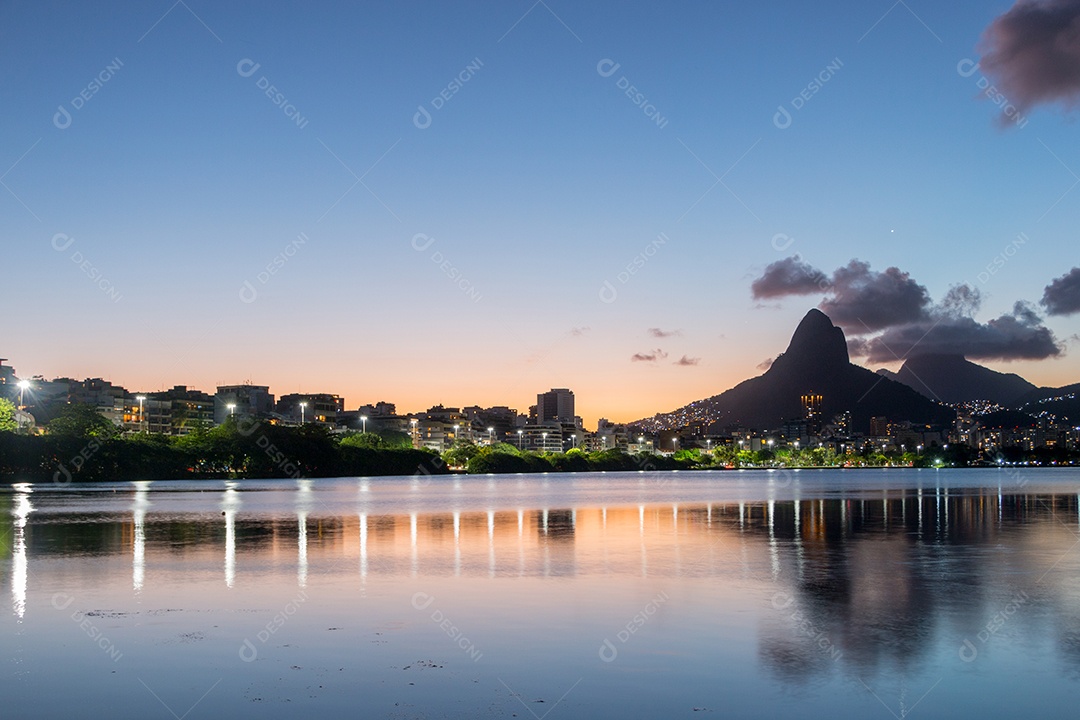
top-left (47, 404), bottom-right (116, 438)
top-left (0, 398), bottom-right (16, 433)
top-left (443, 440), bottom-right (480, 467)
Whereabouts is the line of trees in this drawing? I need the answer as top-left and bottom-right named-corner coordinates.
top-left (0, 403), bottom-right (447, 483)
top-left (2, 401), bottom-right (1074, 483)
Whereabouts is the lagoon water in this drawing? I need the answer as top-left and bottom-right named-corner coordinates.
top-left (5, 468), bottom-right (1080, 718)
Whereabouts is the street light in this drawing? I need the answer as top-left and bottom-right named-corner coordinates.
top-left (672, 437), bottom-right (678, 452)
top-left (227, 403), bottom-right (236, 418)
top-left (488, 426), bottom-right (494, 445)
top-left (361, 415), bottom-right (368, 434)
top-left (410, 418), bottom-right (419, 448)
top-left (136, 395), bottom-right (146, 433)
top-left (541, 431), bottom-right (548, 452)
top-left (300, 401), bottom-right (307, 424)
top-left (517, 429), bottom-right (523, 450)
top-left (17, 379), bottom-right (30, 409)
top-left (453, 423), bottom-right (459, 442)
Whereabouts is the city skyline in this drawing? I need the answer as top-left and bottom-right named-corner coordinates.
top-left (4, 1), bottom-right (1080, 426)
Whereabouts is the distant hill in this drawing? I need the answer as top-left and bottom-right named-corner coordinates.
top-left (889, 354), bottom-right (1036, 406)
top-left (1013, 382), bottom-right (1080, 407)
top-left (637, 309), bottom-right (955, 434)
top-left (1016, 384), bottom-right (1080, 424)
top-left (979, 409), bottom-right (1038, 428)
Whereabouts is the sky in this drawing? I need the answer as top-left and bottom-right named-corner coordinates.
top-left (2, 0), bottom-right (1079, 427)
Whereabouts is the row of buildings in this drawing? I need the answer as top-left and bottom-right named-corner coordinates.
top-left (0, 362), bottom-right (600, 452)
top-left (3, 358), bottom-right (1076, 455)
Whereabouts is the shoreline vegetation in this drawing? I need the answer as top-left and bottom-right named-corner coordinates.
top-left (0, 405), bottom-right (1075, 484)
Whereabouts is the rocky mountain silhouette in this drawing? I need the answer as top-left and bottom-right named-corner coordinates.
top-left (637, 309), bottom-right (955, 433)
top-left (887, 353), bottom-right (1036, 406)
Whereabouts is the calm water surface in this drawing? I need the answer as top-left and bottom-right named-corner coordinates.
top-left (5, 469), bottom-right (1080, 718)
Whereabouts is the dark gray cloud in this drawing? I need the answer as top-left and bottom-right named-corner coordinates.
top-left (750, 260), bottom-right (1062, 363)
top-left (750, 257), bottom-right (831, 299)
top-left (938, 284), bottom-right (983, 317)
top-left (648, 328), bottom-right (681, 338)
top-left (859, 302), bottom-right (1061, 363)
top-left (819, 260), bottom-right (931, 332)
top-left (1042, 266), bottom-right (1080, 315)
top-left (979, 0), bottom-right (1080, 119)
top-left (631, 349), bottom-right (668, 363)
top-left (674, 355), bottom-right (700, 366)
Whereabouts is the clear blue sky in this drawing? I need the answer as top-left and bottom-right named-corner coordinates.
top-left (2, 0), bottom-right (1076, 424)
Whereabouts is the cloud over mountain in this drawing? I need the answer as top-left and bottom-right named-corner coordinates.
top-left (749, 259), bottom-right (1062, 362)
top-left (751, 257), bottom-right (830, 299)
top-left (819, 260), bottom-right (931, 332)
top-left (861, 302), bottom-right (1061, 363)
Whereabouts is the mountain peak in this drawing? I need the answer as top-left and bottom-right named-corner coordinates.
top-left (782, 309), bottom-right (849, 367)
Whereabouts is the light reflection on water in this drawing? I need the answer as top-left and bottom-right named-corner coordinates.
top-left (4, 469), bottom-right (1080, 718)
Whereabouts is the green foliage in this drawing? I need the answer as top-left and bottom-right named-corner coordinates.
top-left (2, 410), bottom-right (1072, 482)
top-left (47, 404), bottom-right (117, 438)
top-left (442, 440), bottom-right (480, 467)
top-left (0, 398), bottom-right (16, 433)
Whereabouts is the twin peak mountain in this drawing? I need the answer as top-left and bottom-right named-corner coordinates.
top-left (643, 309), bottom-right (955, 433)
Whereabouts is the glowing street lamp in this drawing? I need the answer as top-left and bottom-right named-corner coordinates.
top-left (227, 403), bottom-right (236, 418)
top-left (300, 401), bottom-right (307, 424)
top-left (136, 395), bottom-right (146, 432)
top-left (541, 431), bottom-right (548, 452)
top-left (488, 426), bottom-right (494, 445)
top-left (17, 379), bottom-right (29, 409)
top-left (361, 415), bottom-right (368, 434)
top-left (517, 429), bottom-right (523, 449)
top-left (453, 424), bottom-right (459, 442)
